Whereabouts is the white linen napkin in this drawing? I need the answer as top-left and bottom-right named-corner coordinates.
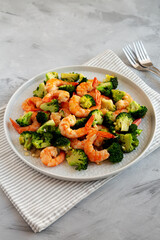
top-left (0, 50), bottom-right (160, 233)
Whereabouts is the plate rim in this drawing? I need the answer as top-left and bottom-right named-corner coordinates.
top-left (4, 65), bottom-right (156, 181)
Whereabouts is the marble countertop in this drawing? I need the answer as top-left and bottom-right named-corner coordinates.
top-left (0, 0), bottom-right (160, 239)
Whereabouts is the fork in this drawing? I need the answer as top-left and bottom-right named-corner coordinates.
top-left (123, 45), bottom-right (160, 77)
top-left (133, 40), bottom-right (160, 73)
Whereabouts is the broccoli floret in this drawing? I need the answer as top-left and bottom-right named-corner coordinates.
top-left (101, 99), bottom-right (116, 111)
top-left (33, 82), bottom-right (47, 98)
top-left (52, 126), bottom-right (61, 136)
top-left (46, 72), bottom-right (59, 81)
top-left (103, 111), bottom-right (116, 127)
top-left (114, 112), bottom-right (133, 132)
top-left (103, 137), bottom-right (118, 149)
top-left (96, 82), bottom-right (112, 97)
top-left (80, 95), bottom-right (96, 109)
top-left (31, 132), bottom-right (51, 149)
top-left (16, 112), bottom-right (33, 127)
top-left (19, 131), bottom-right (33, 150)
top-left (111, 89), bottom-right (126, 102)
top-left (40, 99), bottom-right (59, 113)
top-left (58, 85), bottom-right (76, 96)
top-left (127, 101), bottom-right (148, 119)
top-left (103, 75), bottom-right (118, 89)
top-left (107, 142), bottom-right (123, 163)
top-left (72, 118), bottom-right (88, 129)
top-left (52, 136), bottom-right (71, 151)
top-left (37, 120), bottom-right (55, 134)
top-left (79, 74), bottom-right (88, 83)
top-left (66, 149), bottom-right (88, 171)
top-left (129, 124), bottom-right (143, 135)
top-left (61, 72), bottom-right (79, 82)
top-left (88, 109), bottom-right (103, 126)
top-left (119, 133), bottom-right (139, 153)
top-left (36, 112), bottom-right (49, 124)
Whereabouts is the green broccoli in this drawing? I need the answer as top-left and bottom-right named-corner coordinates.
top-left (36, 112), bottom-right (49, 124)
top-left (52, 126), bottom-right (61, 136)
top-left (103, 111), bottom-right (116, 127)
top-left (16, 112), bottom-right (33, 127)
top-left (119, 133), bottom-right (139, 153)
top-left (66, 149), bottom-right (88, 171)
top-left (52, 136), bottom-right (71, 151)
top-left (31, 132), bottom-right (51, 149)
top-left (80, 95), bottom-right (96, 109)
top-left (46, 72), bottom-right (59, 81)
top-left (37, 120), bottom-right (55, 134)
top-left (111, 89), bottom-right (126, 102)
top-left (78, 74), bottom-right (88, 83)
top-left (88, 109), bottom-right (103, 126)
top-left (40, 99), bottom-right (59, 113)
top-left (33, 82), bottom-right (47, 98)
top-left (96, 82), bottom-right (112, 97)
top-left (129, 124), bottom-right (142, 135)
top-left (103, 74), bottom-right (118, 89)
top-left (19, 131), bottom-right (33, 150)
top-left (103, 137), bottom-right (118, 149)
top-left (107, 142), bottom-right (123, 163)
top-left (58, 85), bottom-right (76, 96)
top-left (127, 101), bottom-right (148, 119)
top-left (114, 112), bottom-right (133, 132)
top-left (61, 72), bottom-right (79, 82)
top-left (101, 99), bottom-right (116, 111)
top-left (72, 118), bottom-right (88, 129)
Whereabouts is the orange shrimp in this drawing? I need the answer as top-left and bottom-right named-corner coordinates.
top-left (42, 90), bottom-right (70, 103)
top-left (84, 129), bottom-right (115, 164)
top-left (69, 89), bottom-right (101, 118)
top-left (40, 147), bottom-right (65, 167)
top-left (46, 79), bottom-right (78, 92)
top-left (70, 139), bottom-right (87, 150)
top-left (10, 112), bottom-right (41, 134)
top-left (22, 97), bottom-right (43, 112)
top-left (113, 108), bottom-right (128, 117)
top-left (115, 93), bottom-right (133, 110)
top-left (59, 115), bottom-right (94, 139)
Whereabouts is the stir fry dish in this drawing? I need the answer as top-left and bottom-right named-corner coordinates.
top-left (10, 72), bottom-right (148, 171)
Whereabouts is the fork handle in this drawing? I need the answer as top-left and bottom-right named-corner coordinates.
top-left (147, 67), bottom-right (160, 77)
top-left (150, 66), bottom-right (160, 74)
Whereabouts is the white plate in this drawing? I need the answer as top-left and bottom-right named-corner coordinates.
top-left (4, 65), bottom-right (156, 181)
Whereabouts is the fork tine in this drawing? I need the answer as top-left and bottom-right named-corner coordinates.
top-left (123, 46), bottom-right (136, 66)
top-left (139, 41), bottom-right (151, 60)
top-left (137, 41), bottom-right (146, 60)
top-left (133, 41), bottom-right (143, 61)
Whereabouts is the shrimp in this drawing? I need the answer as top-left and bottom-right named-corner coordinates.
top-left (84, 129), bottom-right (115, 164)
top-left (50, 112), bottom-right (61, 126)
top-left (10, 112), bottom-right (41, 134)
top-left (40, 147), bottom-right (65, 167)
top-left (46, 79), bottom-right (78, 92)
top-left (93, 125), bottom-right (109, 147)
top-left (69, 89), bottom-right (101, 117)
top-left (59, 114), bottom-right (94, 139)
top-left (42, 90), bottom-right (70, 103)
top-left (22, 97), bottom-right (43, 112)
top-left (70, 139), bottom-right (87, 150)
top-left (76, 78), bottom-right (99, 97)
top-left (115, 93), bottom-right (133, 110)
top-left (113, 108), bottom-right (128, 117)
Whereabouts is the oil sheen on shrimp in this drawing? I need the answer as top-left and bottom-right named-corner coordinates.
top-left (40, 146), bottom-right (65, 167)
top-left (76, 78), bottom-right (99, 96)
top-left (59, 114), bottom-right (94, 139)
top-left (69, 89), bottom-right (101, 118)
top-left (46, 79), bottom-right (78, 92)
top-left (10, 112), bottom-right (41, 134)
top-left (42, 90), bottom-right (70, 103)
top-left (22, 97), bottom-right (43, 112)
top-left (84, 129), bottom-right (115, 164)
top-left (115, 93), bottom-right (133, 110)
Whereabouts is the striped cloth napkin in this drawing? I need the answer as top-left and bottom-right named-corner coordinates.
top-left (0, 50), bottom-right (160, 233)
